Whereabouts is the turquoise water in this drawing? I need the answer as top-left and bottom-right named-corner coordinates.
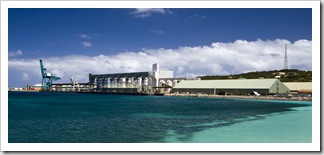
top-left (8, 91), bottom-right (311, 143)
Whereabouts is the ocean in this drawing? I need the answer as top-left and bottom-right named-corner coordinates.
top-left (8, 91), bottom-right (312, 143)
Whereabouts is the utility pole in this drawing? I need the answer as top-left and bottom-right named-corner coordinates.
top-left (284, 44), bottom-right (288, 70)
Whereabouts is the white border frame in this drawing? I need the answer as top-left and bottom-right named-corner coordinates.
top-left (1, 0), bottom-right (320, 151)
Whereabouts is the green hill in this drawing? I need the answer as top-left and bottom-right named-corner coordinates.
top-left (200, 69), bottom-right (312, 82)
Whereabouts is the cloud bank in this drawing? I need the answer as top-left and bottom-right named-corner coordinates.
top-left (8, 39), bottom-right (312, 86)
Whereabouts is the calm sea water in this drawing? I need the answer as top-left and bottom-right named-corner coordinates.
top-left (8, 91), bottom-right (312, 143)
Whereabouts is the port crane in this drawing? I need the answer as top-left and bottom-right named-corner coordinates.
top-left (39, 59), bottom-right (60, 90)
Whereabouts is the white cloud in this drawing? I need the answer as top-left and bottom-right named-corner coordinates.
top-left (80, 34), bottom-right (91, 39)
top-left (9, 50), bottom-right (23, 57)
top-left (130, 8), bottom-right (172, 18)
top-left (8, 39), bottom-right (312, 86)
top-left (81, 41), bottom-right (92, 48)
top-left (188, 14), bottom-right (207, 19)
top-left (151, 29), bottom-right (165, 34)
top-left (22, 72), bottom-right (30, 81)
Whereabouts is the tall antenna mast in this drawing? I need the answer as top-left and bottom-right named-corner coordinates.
top-left (284, 44), bottom-right (288, 70)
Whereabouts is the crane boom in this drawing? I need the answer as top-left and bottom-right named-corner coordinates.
top-left (40, 59), bottom-right (45, 78)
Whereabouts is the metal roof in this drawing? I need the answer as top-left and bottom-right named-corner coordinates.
top-left (173, 79), bottom-right (280, 89)
top-left (283, 82), bottom-right (312, 91)
top-left (90, 72), bottom-right (151, 78)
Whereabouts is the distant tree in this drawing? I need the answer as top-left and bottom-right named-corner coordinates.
top-left (199, 69), bottom-right (311, 82)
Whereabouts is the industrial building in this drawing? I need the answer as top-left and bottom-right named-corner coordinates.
top-left (172, 79), bottom-right (290, 95)
top-left (88, 63), bottom-right (187, 94)
top-left (283, 82), bottom-right (312, 95)
top-left (52, 83), bottom-right (91, 92)
top-left (26, 84), bottom-right (42, 91)
top-left (38, 59), bottom-right (190, 93)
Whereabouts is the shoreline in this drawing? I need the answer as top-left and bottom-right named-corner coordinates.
top-left (9, 90), bottom-right (312, 102)
top-left (165, 93), bottom-right (312, 102)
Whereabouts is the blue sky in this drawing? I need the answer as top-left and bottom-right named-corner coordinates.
top-left (8, 8), bottom-right (312, 87)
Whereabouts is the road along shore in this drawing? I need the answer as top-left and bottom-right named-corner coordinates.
top-left (165, 93), bottom-right (312, 102)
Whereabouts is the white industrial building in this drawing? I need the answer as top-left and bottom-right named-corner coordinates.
top-left (283, 82), bottom-right (312, 95)
top-left (152, 63), bottom-right (174, 87)
top-left (88, 63), bottom-right (186, 93)
top-left (172, 79), bottom-right (290, 95)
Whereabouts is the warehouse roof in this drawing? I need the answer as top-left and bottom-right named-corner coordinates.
top-left (173, 79), bottom-right (280, 89)
top-left (283, 82), bottom-right (312, 91)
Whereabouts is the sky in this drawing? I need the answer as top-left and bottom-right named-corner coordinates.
top-left (8, 8), bottom-right (312, 87)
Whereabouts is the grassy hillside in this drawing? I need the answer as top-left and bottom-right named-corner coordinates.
top-left (200, 69), bottom-right (312, 82)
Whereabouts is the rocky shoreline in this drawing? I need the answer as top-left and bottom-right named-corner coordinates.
top-left (165, 93), bottom-right (312, 102)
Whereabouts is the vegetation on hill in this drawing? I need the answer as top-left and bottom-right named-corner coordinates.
top-left (200, 69), bottom-right (312, 82)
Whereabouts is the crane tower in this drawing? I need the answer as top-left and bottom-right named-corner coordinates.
top-left (39, 59), bottom-right (61, 90)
